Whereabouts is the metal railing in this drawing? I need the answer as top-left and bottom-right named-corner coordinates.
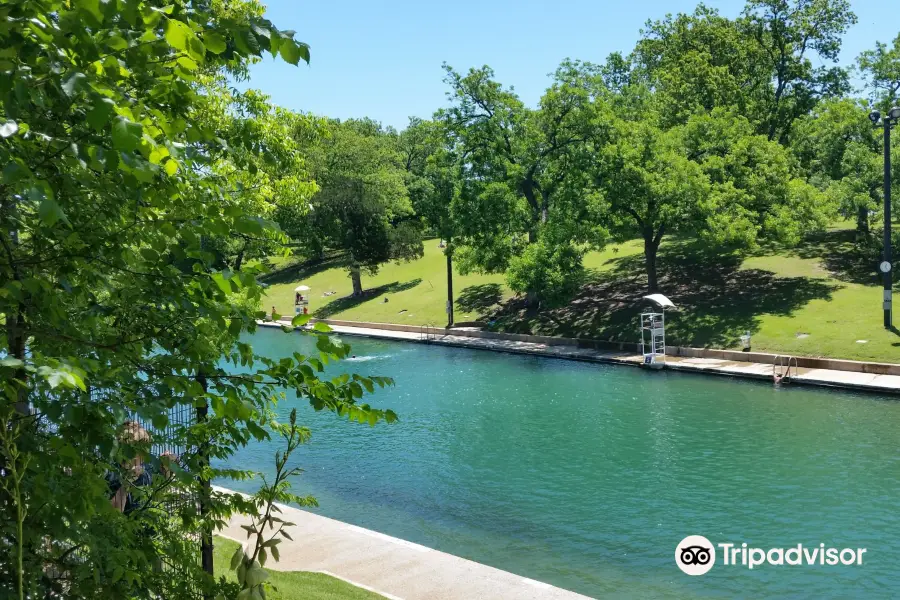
top-left (773, 355), bottom-right (798, 383)
top-left (420, 322), bottom-right (438, 342)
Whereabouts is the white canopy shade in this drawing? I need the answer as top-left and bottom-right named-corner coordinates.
top-left (294, 285), bottom-right (311, 292)
top-left (642, 294), bottom-right (676, 309)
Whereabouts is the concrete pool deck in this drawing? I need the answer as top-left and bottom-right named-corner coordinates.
top-left (216, 487), bottom-right (591, 600)
top-left (263, 320), bottom-right (900, 395)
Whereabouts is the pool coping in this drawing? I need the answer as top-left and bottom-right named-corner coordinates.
top-left (214, 485), bottom-right (591, 600)
top-left (257, 320), bottom-right (900, 396)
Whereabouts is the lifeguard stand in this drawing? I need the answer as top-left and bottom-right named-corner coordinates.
top-left (294, 285), bottom-right (310, 317)
top-left (640, 294), bottom-right (676, 369)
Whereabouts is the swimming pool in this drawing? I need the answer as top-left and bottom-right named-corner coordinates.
top-left (222, 327), bottom-right (900, 598)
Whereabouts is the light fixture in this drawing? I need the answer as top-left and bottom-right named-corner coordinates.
top-left (889, 107), bottom-right (900, 121)
top-left (869, 110), bottom-right (882, 124)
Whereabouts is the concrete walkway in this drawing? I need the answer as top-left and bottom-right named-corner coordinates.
top-left (306, 323), bottom-right (900, 395)
top-left (217, 491), bottom-right (591, 600)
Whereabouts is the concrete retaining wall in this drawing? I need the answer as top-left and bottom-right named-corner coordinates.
top-left (318, 319), bottom-right (900, 376)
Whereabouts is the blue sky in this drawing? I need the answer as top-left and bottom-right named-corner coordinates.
top-left (243, 0), bottom-right (899, 130)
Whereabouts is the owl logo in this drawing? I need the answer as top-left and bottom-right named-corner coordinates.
top-left (675, 536), bottom-right (716, 575)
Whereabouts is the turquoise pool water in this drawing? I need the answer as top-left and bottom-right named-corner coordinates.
top-left (222, 328), bottom-right (900, 598)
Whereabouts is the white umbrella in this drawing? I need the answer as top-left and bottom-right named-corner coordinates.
top-left (642, 294), bottom-right (676, 309)
top-left (294, 285), bottom-right (310, 292)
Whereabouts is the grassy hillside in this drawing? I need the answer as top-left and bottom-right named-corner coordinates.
top-left (260, 226), bottom-right (900, 363)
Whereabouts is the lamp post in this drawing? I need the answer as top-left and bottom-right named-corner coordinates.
top-left (869, 107), bottom-right (900, 329)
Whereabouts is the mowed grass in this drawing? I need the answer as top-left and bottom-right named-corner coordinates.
top-left (261, 241), bottom-right (510, 326)
top-left (259, 226), bottom-right (900, 363)
top-left (213, 536), bottom-right (384, 600)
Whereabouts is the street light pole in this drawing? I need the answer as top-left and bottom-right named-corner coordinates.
top-left (871, 107), bottom-right (900, 329)
top-left (885, 114), bottom-right (893, 329)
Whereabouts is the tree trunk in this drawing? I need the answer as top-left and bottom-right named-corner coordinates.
top-left (233, 246), bottom-right (246, 271)
top-left (644, 234), bottom-right (660, 293)
top-left (4, 227), bottom-right (30, 415)
top-left (350, 265), bottom-right (363, 296)
top-left (857, 205), bottom-right (870, 236)
top-left (195, 371), bottom-right (214, 591)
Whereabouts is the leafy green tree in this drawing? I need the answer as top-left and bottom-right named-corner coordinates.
top-left (634, 0), bottom-right (856, 142)
top-left (593, 119), bottom-right (709, 292)
top-left (305, 119), bottom-right (422, 296)
top-left (199, 81), bottom-right (321, 270)
top-left (399, 118), bottom-right (465, 324)
top-left (0, 2), bottom-right (394, 599)
top-left (740, 0), bottom-right (856, 142)
top-left (634, 5), bottom-right (762, 126)
top-left (592, 108), bottom-right (831, 292)
top-left (792, 98), bottom-right (887, 236)
top-left (858, 33), bottom-right (900, 111)
top-left (439, 63), bottom-right (607, 306)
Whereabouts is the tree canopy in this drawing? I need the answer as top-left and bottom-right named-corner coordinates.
top-left (1, 2), bottom-right (394, 598)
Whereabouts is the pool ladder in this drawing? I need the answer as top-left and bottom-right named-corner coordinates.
top-left (420, 322), bottom-right (438, 342)
top-left (773, 355), bottom-right (798, 384)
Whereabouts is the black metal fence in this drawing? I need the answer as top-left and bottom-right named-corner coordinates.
top-left (90, 387), bottom-right (214, 591)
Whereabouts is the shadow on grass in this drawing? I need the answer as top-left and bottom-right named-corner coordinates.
top-left (313, 279), bottom-right (422, 319)
top-left (259, 251), bottom-right (349, 286)
top-left (455, 283), bottom-right (503, 314)
top-left (768, 229), bottom-right (880, 286)
top-left (485, 238), bottom-right (839, 349)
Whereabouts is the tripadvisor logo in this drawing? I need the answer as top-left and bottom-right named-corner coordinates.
top-left (675, 536), bottom-right (867, 575)
top-left (676, 535), bottom-right (716, 576)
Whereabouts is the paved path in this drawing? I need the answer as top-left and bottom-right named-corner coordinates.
top-left (307, 323), bottom-right (900, 395)
top-left (217, 489), bottom-right (591, 600)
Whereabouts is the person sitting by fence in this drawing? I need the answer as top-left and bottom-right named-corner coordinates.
top-left (106, 420), bottom-right (178, 514)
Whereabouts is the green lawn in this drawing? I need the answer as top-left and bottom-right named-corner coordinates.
top-left (214, 537), bottom-right (383, 600)
top-left (259, 226), bottom-right (900, 363)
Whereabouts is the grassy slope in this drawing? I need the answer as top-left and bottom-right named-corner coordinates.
top-left (214, 536), bottom-right (383, 600)
top-left (260, 226), bottom-right (900, 363)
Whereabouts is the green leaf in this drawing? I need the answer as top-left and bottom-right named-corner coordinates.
top-left (291, 314), bottom-right (311, 327)
top-left (164, 158), bottom-right (178, 176)
top-left (246, 565), bottom-right (268, 586)
top-left (271, 545), bottom-right (280, 562)
top-left (205, 32), bottom-right (227, 54)
top-left (2, 160), bottom-right (29, 183)
top-left (212, 273), bottom-right (232, 295)
top-left (176, 56), bottom-right (198, 71)
top-left (230, 545), bottom-right (243, 570)
top-left (62, 72), bottom-right (87, 97)
top-left (37, 194), bottom-right (66, 227)
top-left (279, 40), bottom-right (310, 65)
top-left (0, 120), bottom-right (17, 138)
top-left (112, 117), bottom-right (143, 151)
top-left (106, 34), bottom-right (128, 50)
top-left (312, 321), bottom-right (331, 332)
top-left (187, 35), bottom-right (206, 63)
top-left (165, 19), bottom-right (193, 51)
top-left (0, 357), bottom-right (24, 368)
top-left (77, 0), bottom-right (103, 25)
top-left (234, 29), bottom-right (260, 56)
top-left (86, 98), bottom-right (115, 131)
